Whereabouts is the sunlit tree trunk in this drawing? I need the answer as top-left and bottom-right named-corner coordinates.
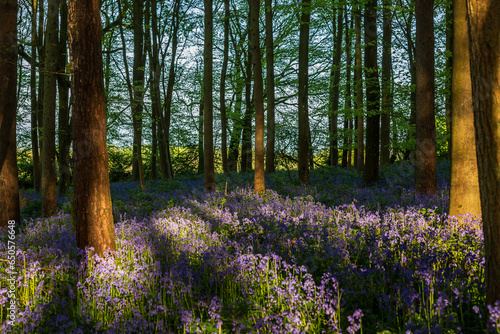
top-left (42, 0), bottom-right (59, 216)
top-left (298, 0), bottom-right (311, 184)
top-left (203, 0), bottom-right (215, 191)
top-left (448, 0), bottom-right (481, 218)
top-left (466, 0), bottom-right (500, 307)
top-left (363, 0), bottom-right (380, 184)
top-left (354, 4), bottom-right (364, 172)
top-left (380, 0), bottom-right (393, 166)
top-left (415, 0), bottom-right (437, 194)
top-left (265, 0), bottom-right (275, 174)
top-left (249, 0), bottom-right (265, 193)
top-left (0, 0), bottom-right (20, 227)
top-left (68, 0), bottom-right (117, 256)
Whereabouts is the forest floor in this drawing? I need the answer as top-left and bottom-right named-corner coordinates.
top-left (1, 160), bottom-right (492, 333)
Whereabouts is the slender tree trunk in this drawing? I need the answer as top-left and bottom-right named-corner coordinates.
top-left (198, 93), bottom-right (204, 174)
top-left (58, 0), bottom-right (72, 196)
top-left (466, 0), bottom-right (500, 306)
top-left (131, 0), bottom-right (146, 189)
top-left (249, 0), bottom-right (265, 193)
top-left (203, 0), bottom-right (215, 191)
top-left (42, 0), bottom-right (59, 216)
top-left (145, 0), bottom-right (157, 180)
top-left (354, 5), bottom-right (364, 172)
top-left (0, 0), bottom-right (20, 227)
top-left (241, 12), bottom-right (253, 173)
top-left (448, 0), bottom-right (481, 218)
top-left (161, 0), bottom-right (181, 180)
top-left (68, 0), bottom-right (117, 256)
top-left (228, 70), bottom-right (244, 172)
top-left (265, 0), bottom-right (275, 173)
top-left (380, 0), bottom-right (393, 166)
top-left (31, 0), bottom-right (41, 193)
top-left (329, 7), bottom-right (343, 167)
top-left (298, 0), bottom-right (311, 184)
top-left (415, 0), bottom-right (437, 194)
top-left (342, 15), bottom-right (353, 169)
top-left (220, 0), bottom-right (230, 174)
top-left (445, 1), bottom-right (453, 159)
top-left (363, 0), bottom-right (380, 185)
top-left (404, 10), bottom-right (417, 160)
top-left (37, 0), bottom-right (44, 157)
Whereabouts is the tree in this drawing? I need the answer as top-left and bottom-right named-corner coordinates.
top-left (298, 0), bottom-right (311, 184)
top-left (42, 0), bottom-right (59, 216)
top-left (58, 0), bottom-right (72, 196)
top-left (354, 4), bottom-right (364, 172)
top-left (448, 0), bottom-right (481, 218)
top-left (249, 0), bottom-right (265, 193)
top-left (414, 0), bottom-right (437, 194)
top-left (203, 0), bottom-right (215, 191)
top-left (30, 0), bottom-right (41, 193)
top-left (329, 6), bottom-right (344, 167)
top-left (363, 0), bottom-right (380, 184)
top-left (68, 0), bottom-right (117, 256)
top-left (466, 0), bottom-right (500, 306)
top-left (380, 0), bottom-right (393, 165)
top-left (220, 0), bottom-right (230, 174)
top-left (265, 0), bottom-right (275, 174)
top-left (0, 0), bottom-right (20, 227)
top-left (131, 0), bottom-right (146, 189)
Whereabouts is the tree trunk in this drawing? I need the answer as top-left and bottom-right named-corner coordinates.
top-left (249, 0), bottom-right (265, 193)
top-left (228, 70), bottom-right (244, 172)
top-left (448, 0), bottom-right (481, 218)
top-left (131, 0), bottom-right (146, 189)
top-left (203, 0), bottom-right (215, 191)
top-left (58, 0), bottom-right (72, 196)
top-left (329, 7), bottom-right (343, 167)
top-left (415, 0), bottom-right (437, 194)
top-left (161, 0), bottom-right (181, 180)
top-left (342, 15), bottom-right (353, 169)
top-left (37, 0), bottom-right (44, 157)
top-left (42, 0), bottom-right (59, 217)
top-left (265, 0), bottom-right (275, 174)
top-left (68, 0), bottom-right (117, 256)
top-left (220, 0), bottom-right (230, 174)
top-left (445, 1), bottom-right (453, 159)
top-left (30, 0), bottom-right (41, 193)
top-left (0, 0), bottom-right (20, 227)
top-left (198, 93), bottom-right (204, 174)
top-left (354, 5), bottom-right (364, 172)
top-left (145, 0), bottom-right (157, 180)
top-left (241, 12), bottom-right (253, 173)
top-left (363, 0), bottom-right (380, 185)
top-left (298, 0), bottom-right (311, 184)
top-left (380, 0), bottom-right (392, 166)
top-left (466, 0), bottom-right (500, 307)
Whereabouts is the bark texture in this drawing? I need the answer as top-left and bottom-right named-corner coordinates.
top-left (249, 0), bottom-right (265, 193)
top-left (203, 0), bottom-right (215, 191)
top-left (0, 0), bottom-right (20, 227)
top-left (415, 0), bottom-right (437, 194)
top-left (363, 0), bottom-right (380, 185)
top-left (449, 0), bottom-right (481, 218)
top-left (42, 0), bottom-right (59, 217)
top-left (298, 0), bottom-right (311, 184)
top-left (265, 0), bottom-right (275, 174)
top-left (466, 0), bottom-right (500, 306)
top-left (69, 0), bottom-right (117, 256)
